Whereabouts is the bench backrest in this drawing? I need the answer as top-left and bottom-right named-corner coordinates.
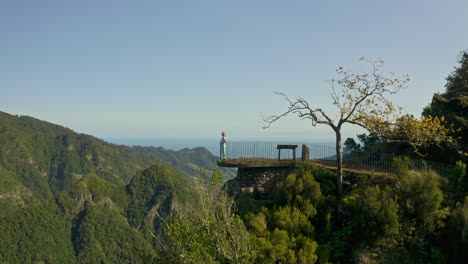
top-left (276, 144), bottom-right (298, 150)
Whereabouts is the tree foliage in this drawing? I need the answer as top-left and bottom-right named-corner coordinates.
top-left (396, 170), bottom-right (445, 225)
top-left (126, 165), bottom-right (191, 228)
top-left (1, 151), bottom-right (468, 263)
top-left (159, 179), bottom-right (255, 264)
top-left (445, 197), bottom-right (468, 262)
top-left (0, 202), bottom-right (76, 263)
top-left (445, 51), bottom-right (468, 96)
top-left (422, 50), bottom-right (468, 162)
top-left (74, 205), bottom-right (156, 263)
top-left (358, 185), bottom-right (400, 238)
top-left (369, 114), bottom-right (456, 156)
top-left (243, 167), bottom-right (323, 263)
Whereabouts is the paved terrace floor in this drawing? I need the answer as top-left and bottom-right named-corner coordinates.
top-left (217, 158), bottom-right (397, 178)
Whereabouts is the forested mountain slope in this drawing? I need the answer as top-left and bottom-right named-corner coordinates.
top-left (0, 111), bottom-right (220, 212)
top-left (0, 164), bottom-right (191, 263)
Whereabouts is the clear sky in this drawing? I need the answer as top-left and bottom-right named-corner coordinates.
top-left (1, 0), bottom-right (468, 143)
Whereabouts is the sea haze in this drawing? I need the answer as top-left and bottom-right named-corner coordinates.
top-left (105, 137), bottom-right (220, 155)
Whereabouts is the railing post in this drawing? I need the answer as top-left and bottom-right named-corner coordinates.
top-left (301, 144), bottom-right (310, 161)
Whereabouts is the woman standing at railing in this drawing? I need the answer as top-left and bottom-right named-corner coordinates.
top-left (220, 131), bottom-right (227, 160)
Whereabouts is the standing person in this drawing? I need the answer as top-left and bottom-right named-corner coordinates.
top-left (220, 131), bottom-right (227, 160)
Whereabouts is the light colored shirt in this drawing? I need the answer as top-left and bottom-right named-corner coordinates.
top-left (220, 136), bottom-right (227, 144)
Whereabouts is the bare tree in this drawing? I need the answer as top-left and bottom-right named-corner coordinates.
top-left (263, 58), bottom-right (452, 195)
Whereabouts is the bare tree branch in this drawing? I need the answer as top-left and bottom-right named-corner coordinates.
top-left (261, 58), bottom-right (452, 194)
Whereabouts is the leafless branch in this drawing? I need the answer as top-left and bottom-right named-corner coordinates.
top-left (262, 91), bottom-right (336, 129)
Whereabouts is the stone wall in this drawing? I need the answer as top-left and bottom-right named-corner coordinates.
top-left (223, 166), bottom-right (294, 203)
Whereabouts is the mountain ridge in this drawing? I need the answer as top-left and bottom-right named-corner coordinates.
top-left (0, 110), bottom-right (224, 210)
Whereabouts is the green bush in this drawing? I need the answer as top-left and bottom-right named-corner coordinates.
top-left (392, 156), bottom-right (410, 175)
top-left (396, 170), bottom-right (444, 224)
top-left (451, 161), bottom-right (467, 196)
top-left (357, 185), bottom-right (400, 238)
top-left (242, 167), bottom-right (323, 263)
top-left (443, 197), bottom-right (468, 263)
top-left (159, 179), bottom-right (255, 264)
top-left (453, 160), bottom-right (466, 181)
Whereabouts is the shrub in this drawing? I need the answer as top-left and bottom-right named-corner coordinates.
top-left (396, 170), bottom-right (444, 224)
top-left (392, 156), bottom-right (410, 176)
top-left (451, 161), bottom-right (467, 196)
top-left (358, 185), bottom-right (400, 238)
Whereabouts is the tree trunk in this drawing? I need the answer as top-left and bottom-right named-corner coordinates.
top-left (336, 130), bottom-right (343, 196)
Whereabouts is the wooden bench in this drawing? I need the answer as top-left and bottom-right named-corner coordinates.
top-left (277, 144), bottom-right (298, 160)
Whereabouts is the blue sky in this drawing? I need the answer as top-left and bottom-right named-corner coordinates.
top-left (1, 0), bottom-right (468, 143)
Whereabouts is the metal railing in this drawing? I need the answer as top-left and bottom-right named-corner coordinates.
top-left (342, 150), bottom-right (455, 177)
top-left (223, 141), bottom-right (455, 178)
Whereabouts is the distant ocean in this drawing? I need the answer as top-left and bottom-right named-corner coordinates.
top-left (105, 138), bottom-right (221, 155)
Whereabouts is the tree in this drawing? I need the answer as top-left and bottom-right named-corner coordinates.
top-left (210, 166), bottom-right (223, 188)
top-left (263, 58), bottom-right (451, 195)
top-left (244, 168), bottom-right (322, 263)
top-left (445, 50), bottom-right (468, 96)
top-left (357, 132), bottom-right (382, 152)
top-left (343, 138), bottom-right (361, 154)
top-left (422, 50), bottom-right (468, 161)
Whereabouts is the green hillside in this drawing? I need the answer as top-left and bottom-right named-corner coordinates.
top-left (0, 112), bottom-right (230, 262)
top-left (0, 111), bottom-right (223, 209)
top-left (0, 164), bottom-right (192, 263)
